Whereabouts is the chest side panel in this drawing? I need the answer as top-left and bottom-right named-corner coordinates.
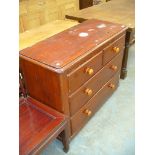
top-left (20, 57), bottom-right (67, 113)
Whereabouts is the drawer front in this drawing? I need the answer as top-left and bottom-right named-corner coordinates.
top-left (69, 52), bottom-right (123, 116)
top-left (103, 35), bottom-right (125, 65)
top-left (68, 52), bottom-right (103, 94)
top-left (71, 72), bottom-right (120, 136)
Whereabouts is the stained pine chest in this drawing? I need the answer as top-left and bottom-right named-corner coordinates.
top-left (20, 19), bottom-right (127, 138)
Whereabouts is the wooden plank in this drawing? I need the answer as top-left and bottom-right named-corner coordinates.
top-left (66, 0), bottom-right (135, 29)
top-left (19, 20), bottom-right (78, 50)
top-left (19, 0), bottom-right (79, 32)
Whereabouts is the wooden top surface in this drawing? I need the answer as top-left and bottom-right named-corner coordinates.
top-left (19, 97), bottom-right (66, 155)
top-left (19, 20), bottom-right (79, 50)
top-left (66, 0), bottom-right (135, 29)
top-left (20, 19), bottom-right (127, 69)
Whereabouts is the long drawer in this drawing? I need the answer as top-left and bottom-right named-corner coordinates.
top-left (69, 52), bottom-right (123, 116)
top-left (68, 51), bottom-right (103, 94)
top-left (70, 72), bottom-right (120, 136)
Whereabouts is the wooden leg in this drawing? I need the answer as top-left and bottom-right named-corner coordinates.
top-left (61, 125), bottom-right (70, 153)
top-left (120, 31), bottom-right (131, 79)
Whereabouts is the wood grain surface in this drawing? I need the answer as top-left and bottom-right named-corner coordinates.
top-left (66, 0), bottom-right (135, 30)
top-left (20, 19), bottom-right (127, 69)
top-left (19, 20), bottom-right (79, 50)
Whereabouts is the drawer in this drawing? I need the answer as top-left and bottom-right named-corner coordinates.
top-left (71, 72), bottom-right (120, 136)
top-left (69, 52), bottom-right (123, 116)
top-left (103, 35), bottom-right (125, 65)
top-left (68, 52), bottom-right (103, 94)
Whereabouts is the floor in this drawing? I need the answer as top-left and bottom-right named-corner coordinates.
top-left (42, 45), bottom-right (135, 155)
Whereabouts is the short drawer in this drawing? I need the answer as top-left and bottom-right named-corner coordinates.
top-left (71, 72), bottom-right (120, 136)
top-left (103, 35), bottom-right (125, 65)
top-left (68, 52), bottom-right (103, 94)
top-left (69, 52), bottom-right (123, 116)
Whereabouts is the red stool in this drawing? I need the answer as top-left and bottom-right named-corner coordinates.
top-left (19, 96), bottom-right (69, 155)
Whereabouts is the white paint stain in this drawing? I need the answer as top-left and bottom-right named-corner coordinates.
top-left (97, 24), bottom-right (106, 28)
top-left (121, 25), bottom-right (125, 28)
top-left (88, 29), bottom-right (94, 32)
top-left (69, 30), bottom-right (76, 34)
top-left (56, 62), bottom-right (60, 66)
top-left (79, 32), bottom-right (89, 37)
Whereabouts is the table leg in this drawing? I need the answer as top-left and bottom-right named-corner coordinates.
top-left (120, 30), bottom-right (131, 79)
top-left (62, 125), bottom-right (70, 153)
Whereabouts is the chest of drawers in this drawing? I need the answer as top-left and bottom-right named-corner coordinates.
top-left (20, 19), bottom-right (127, 138)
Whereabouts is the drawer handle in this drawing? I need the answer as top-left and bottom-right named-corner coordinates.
top-left (84, 109), bottom-right (92, 116)
top-left (108, 83), bottom-right (115, 89)
top-left (85, 68), bottom-right (94, 75)
top-left (85, 88), bottom-right (93, 96)
top-left (110, 65), bottom-right (118, 71)
top-left (113, 47), bottom-right (120, 53)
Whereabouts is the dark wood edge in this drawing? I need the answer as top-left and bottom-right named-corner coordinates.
top-left (120, 29), bottom-right (133, 79)
top-left (65, 15), bottom-right (86, 23)
top-left (30, 121), bottom-right (67, 155)
top-left (26, 96), bottom-right (68, 119)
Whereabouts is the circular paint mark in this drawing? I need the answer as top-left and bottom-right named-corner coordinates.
top-left (55, 62), bottom-right (60, 66)
top-left (79, 32), bottom-right (89, 37)
top-left (97, 24), bottom-right (106, 28)
top-left (51, 60), bottom-right (63, 68)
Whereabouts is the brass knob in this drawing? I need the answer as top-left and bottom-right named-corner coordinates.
top-left (84, 109), bottom-right (92, 116)
top-left (110, 65), bottom-right (118, 71)
top-left (85, 68), bottom-right (94, 75)
top-left (108, 83), bottom-right (115, 89)
top-left (85, 88), bottom-right (93, 96)
top-left (113, 47), bottom-right (120, 53)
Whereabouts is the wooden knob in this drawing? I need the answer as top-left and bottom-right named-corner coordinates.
top-left (85, 68), bottom-right (94, 75)
top-left (110, 65), bottom-right (118, 71)
top-left (84, 109), bottom-right (92, 116)
top-left (108, 83), bottom-right (115, 89)
top-left (85, 88), bottom-right (93, 96)
top-left (113, 47), bottom-right (120, 53)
